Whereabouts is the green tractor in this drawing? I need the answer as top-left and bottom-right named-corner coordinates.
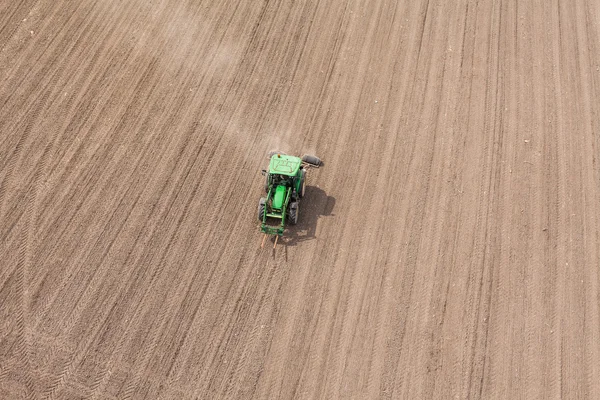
top-left (258, 152), bottom-right (321, 243)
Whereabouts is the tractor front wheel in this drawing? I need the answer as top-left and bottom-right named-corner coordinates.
top-left (288, 202), bottom-right (298, 225)
top-left (258, 198), bottom-right (266, 221)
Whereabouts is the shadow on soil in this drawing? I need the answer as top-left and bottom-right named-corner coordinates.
top-left (278, 185), bottom-right (335, 248)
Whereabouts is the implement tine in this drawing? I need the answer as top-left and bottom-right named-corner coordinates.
top-left (261, 234), bottom-right (267, 248)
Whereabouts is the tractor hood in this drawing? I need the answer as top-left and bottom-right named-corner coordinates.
top-left (272, 185), bottom-right (287, 210)
top-left (268, 154), bottom-right (301, 176)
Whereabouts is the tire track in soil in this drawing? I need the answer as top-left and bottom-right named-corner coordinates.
top-left (579, 3), bottom-right (600, 398)
top-left (5, 20), bottom-right (70, 395)
top-left (12, 115), bottom-right (47, 400)
top-left (478, 0), bottom-right (507, 396)
top-left (462, 0), bottom-right (503, 397)
top-left (550, 3), bottom-right (569, 397)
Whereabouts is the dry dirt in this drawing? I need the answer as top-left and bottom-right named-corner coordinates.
top-left (1, 0), bottom-right (600, 399)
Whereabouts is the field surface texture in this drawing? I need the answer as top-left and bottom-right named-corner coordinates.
top-left (2, 0), bottom-right (600, 399)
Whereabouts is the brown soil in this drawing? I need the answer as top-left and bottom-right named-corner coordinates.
top-left (2, 1), bottom-right (600, 398)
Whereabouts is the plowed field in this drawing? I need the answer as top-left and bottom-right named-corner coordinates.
top-left (2, 0), bottom-right (600, 398)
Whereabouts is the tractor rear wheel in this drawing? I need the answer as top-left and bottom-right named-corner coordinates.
top-left (258, 198), bottom-right (266, 221)
top-left (299, 170), bottom-right (306, 198)
top-left (288, 202), bottom-right (298, 225)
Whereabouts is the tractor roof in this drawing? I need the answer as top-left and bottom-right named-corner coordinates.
top-left (269, 154), bottom-right (301, 176)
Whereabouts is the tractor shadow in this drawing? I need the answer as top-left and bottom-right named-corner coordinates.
top-left (280, 185), bottom-right (335, 248)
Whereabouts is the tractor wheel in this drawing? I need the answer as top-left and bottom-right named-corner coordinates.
top-left (264, 175), bottom-right (269, 193)
top-left (288, 202), bottom-right (298, 225)
top-left (258, 198), bottom-right (266, 221)
top-left (301, 154), bottom-right (322, 167)
top-left (299, 170), bottom-right (306, 198)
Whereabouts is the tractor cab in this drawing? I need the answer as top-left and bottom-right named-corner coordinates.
top-left (268, 154), bottom-right (301, 179)
top-left (263, 154), bottom-right (303, 198)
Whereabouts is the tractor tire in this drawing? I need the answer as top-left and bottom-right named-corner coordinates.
top-left (299, 170), bottom-right (306, 198)
top-left (301, 154), bottom-right (322, 167)
top-left (288, 202), bottom-right (298, 225)
top-left (258, 198), bottom-right (266, 221)
top-left (264, 175), bottom-right (269, 193)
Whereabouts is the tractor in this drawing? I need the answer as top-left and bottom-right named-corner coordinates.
top-left (258, 152), bottom-right (321, 246)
